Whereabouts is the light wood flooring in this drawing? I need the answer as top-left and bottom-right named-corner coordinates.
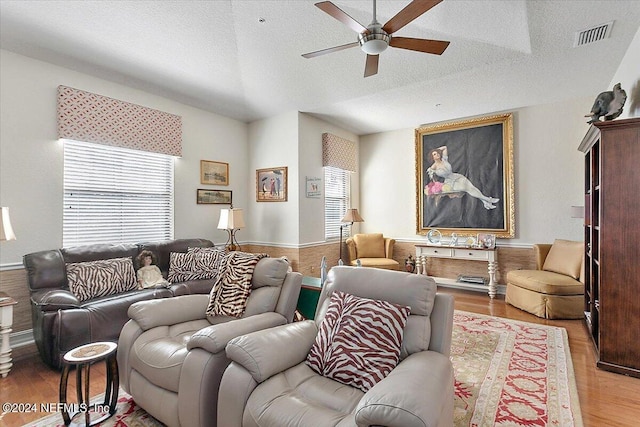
top-left (1, 288), bottom-right (639, 426)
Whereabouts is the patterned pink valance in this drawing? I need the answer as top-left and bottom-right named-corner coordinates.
top-left (322, 133), bottom-right (357, 172)
top-left (57, 86), bottom-right (182, 157)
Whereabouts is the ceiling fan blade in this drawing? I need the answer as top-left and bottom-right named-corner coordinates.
top-left (389, 37), bottom-right (450, 55)
top-left (364, 54), bottom-right (379, 77)
top-left (315, 1), bottom-right (368, 34)
top-left (302, 42), bottom-right (359, 58)
top-left (382, 0), bottom-right (442, 34)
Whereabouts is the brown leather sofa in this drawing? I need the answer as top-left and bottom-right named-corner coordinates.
top-left (117, 257), bottom-right (302, 427)
top-left (23, 238), bottom-right (216, 369)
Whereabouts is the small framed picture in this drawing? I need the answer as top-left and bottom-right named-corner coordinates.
top-left (477, 233), bottom-right (496, 249)
top-left (200, 160), bottom-right (229, 186)
top-left (306, 176), bottom-right (322, 198)
top-left (256, 167), bottom-right (288, 202)
top-left (197, 189), bottom-right (232, 205)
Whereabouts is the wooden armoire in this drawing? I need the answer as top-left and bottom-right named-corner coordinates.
top-left (578, 117), bottom-right (640, 377)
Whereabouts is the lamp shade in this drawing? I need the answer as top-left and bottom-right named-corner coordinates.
top-left (217, 208), bottom-right (245, 230)
top-left (341, 208), bottom-right (364, 223)
top-left (0, 207), bottom-right (17, 241)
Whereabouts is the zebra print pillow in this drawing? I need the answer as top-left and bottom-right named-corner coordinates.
top-left (306, 291), bottom-right (410, 392)
top-left (167, 248), bottom-right (227, 283)
top-left (66, 257), bottom-right (137, 302)
top-left (205, 251), bottom-right (267, 317)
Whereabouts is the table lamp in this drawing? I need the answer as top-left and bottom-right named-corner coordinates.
top-left (339, 208), bottom-right (364, 265)
top-left (217, 207), bottom-right (245, 251)
top-left (0, 207), bottom-right (16, 241)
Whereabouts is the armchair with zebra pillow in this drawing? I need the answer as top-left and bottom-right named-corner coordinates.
top-left (117, 252), bottom-right (302, 427)
top-left (218, 266), bottom-right (455, 427)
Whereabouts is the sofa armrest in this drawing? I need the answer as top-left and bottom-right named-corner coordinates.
top-left (30, 289), bottom-right (80, 311)
top-left (384, 238), bottom-right (395, 259)
top-left (355, 351), bottom-right (454, 427)
top-left (534, 244), bottom-right (552, 270)
top-left (428, 293), bottom-right (455, 356)
top-left (127, 294), bottom-right (210, 330)
top-left (188, 312), bottom-right (289, 354)
top-left (225, 320), bottom-right (318, 383)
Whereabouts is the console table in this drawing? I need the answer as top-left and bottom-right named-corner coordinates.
top-left (0, 292), bottom-right (18, 378)
top-left (415, 244), bottom-right (499, 298)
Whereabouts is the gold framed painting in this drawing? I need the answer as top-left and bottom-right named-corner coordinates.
top-left (415, 113), bottom-right (514, 238)
top-left (200, 160), bottom-right (229, 186)
top-left (256, 167), bottom-right (287, 202)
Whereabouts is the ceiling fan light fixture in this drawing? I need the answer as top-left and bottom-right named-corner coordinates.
top-left (358, 31), bottom-right (390, 55)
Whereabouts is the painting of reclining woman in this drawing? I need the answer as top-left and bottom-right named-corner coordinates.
top-left (415, 113), bottom-right (514, 238)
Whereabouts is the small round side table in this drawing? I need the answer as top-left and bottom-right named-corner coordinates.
top-left (59, 341), bottom-right (119, 426)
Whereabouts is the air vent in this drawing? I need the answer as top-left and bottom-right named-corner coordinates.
top-left (574, 21), bottom-right (614, 47)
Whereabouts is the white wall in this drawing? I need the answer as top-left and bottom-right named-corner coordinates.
top-left (298, 113), bottom-right (360, 245)
top-left (609, 27), bottom-right (640, 119)
top-left (247, 112), bottom-right (300, 246)
top-left (359, 97), bottom-right (591, 245)
top-left (0, 49), bottom-right (248, 265)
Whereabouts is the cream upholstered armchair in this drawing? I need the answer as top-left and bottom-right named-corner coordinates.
top-left (345, 233), bottom-right (400, 270)
top-left (218, 266), bottom-right (455, 427)
top-left (117, 257), bottom-right (302, 427)
top-left (506, 239), bottom-right (584, 319)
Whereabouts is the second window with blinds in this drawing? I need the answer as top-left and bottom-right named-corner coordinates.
top-left (324, 166), bottom-right (350, 241)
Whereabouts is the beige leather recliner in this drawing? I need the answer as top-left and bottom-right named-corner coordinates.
top-left (506, 240), bottom-right (584, 319)
top-left (117, 257), bottom-right (302, 427)
top-left (345, 233), bottom-right (400, 270)
top-left (218, 266), bottom-right (455, 427)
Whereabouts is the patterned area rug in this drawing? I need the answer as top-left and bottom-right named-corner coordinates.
top-left (452, 311), bottom-right (583, 427)
top-left (28, 311), bottom-right (582, 427)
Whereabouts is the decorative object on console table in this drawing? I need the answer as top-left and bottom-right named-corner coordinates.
top-left (197, 188), bottom-right (232, 204)
top-left (579, 117), bottom-right (640, 378)
top-left (200, 160), bottom-right (229, 185)
top-left (415, 244), bottom-right (499, 298)
top-left (415, 113), bottom-right (515, 238)
top-left (0, 292), bottom-right (18, 378)
top-left (217, 207), bottom-right (245, 251)
top-left (338, 208), bottom-right (364, 265)
top-left (256, 166), bottom-right (288, 202)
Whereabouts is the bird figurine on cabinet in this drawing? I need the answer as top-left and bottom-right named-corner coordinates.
top-left (585, 83), bottom-right (627, 124)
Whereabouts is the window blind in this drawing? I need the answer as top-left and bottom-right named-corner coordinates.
top-left (324, 166), bottom-right (350, 240)
top-left (63, 139), bottom-right (174, 247)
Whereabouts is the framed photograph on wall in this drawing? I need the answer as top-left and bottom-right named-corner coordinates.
top-left (305, 176), bottom-right (322, 198)
top-left (197, 189), bottom-right (232, 205)
top-left (415, 113), bottom-right (514, 238)
top-left (256, 167), bottom-right (288, 202)
top-left (200, 160), bottom-right (229, 186)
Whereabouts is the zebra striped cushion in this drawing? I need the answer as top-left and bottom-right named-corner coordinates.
top-left (306, 291), bottom-right (410, 392)
top-left (66, 257), bottom-right (137, 302)
top-left (205, 251), bottom-right (267, 317)
top-left (167, 248), bottom-right (227, 283)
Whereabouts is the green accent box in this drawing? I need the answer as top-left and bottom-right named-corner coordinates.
top-left (297, 276), bottom-right (322, 320)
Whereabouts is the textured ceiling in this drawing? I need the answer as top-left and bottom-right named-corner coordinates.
top-left (1, 0), bottom-right (639, 135)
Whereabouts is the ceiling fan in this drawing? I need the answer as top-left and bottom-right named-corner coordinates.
top-left (302, 0), bottom-right (450, 77)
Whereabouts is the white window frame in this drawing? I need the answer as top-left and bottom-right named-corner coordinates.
top-left (63, 139), bottom-right (174, 247)
top-left (324, 166), bottom-right (350, 241)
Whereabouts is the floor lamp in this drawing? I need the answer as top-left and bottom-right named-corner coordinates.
top-left (217, 207), bottom-right (245, 251)
top-left (339, 208), bottom-right (364, 265)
